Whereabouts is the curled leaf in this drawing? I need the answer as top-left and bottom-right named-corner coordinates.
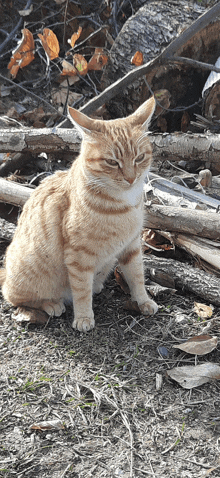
top-left (114, 267), bottom-right (129, 294)
top-left (38, 28), bottom-right (59, 60)
top-left (68, 26), bottom-right (82, 48)
top-left (12, 308), bottom-right (48, 325)
top-left (167, 363), bottom-right (220, 389)
top-left (30, 419), bottom-right (65, 431)
top-left (8, 28), bottom-right (35, 78)
top-left (73, 53), bottom-right (88, 76)
top-left (131, 51), bottom-right (143, 66)
top-left (61, 59), bottom-right (77, 77)
top-left (173, 335), bottom-right (218, 356)
top-left (88, 48), bottom-right (108, 71)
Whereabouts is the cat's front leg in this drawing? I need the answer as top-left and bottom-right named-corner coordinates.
top-left (118, 238), bottom-right (158, 316)
top-left (65, 255), bottom-right (95, 332)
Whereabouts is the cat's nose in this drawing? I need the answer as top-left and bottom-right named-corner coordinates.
top-left (126, 177), bottom-right (135, 184)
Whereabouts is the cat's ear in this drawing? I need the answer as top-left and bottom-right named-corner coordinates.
top-left (68, 106), bottom-right (95, 136)
top-left (128, 96), bottom-right (156, 130)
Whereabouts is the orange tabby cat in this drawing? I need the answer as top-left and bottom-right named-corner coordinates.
top-left (0, 96), bottom-right (158, 332)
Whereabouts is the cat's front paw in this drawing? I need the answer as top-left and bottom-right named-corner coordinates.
top-left (139, 299), bottom-right (158, 316)
top-left (72, 316), bottom-right (95, 332)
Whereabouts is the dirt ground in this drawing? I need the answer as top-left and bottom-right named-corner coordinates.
top-left (1, 258), bottom-right (220, 478)
top-left (1, 1), bottom-right (220, 477)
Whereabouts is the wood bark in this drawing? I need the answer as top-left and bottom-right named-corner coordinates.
top-left (143, 256), bottom-right (220, 306)
top-left (0, 218), bottom-right (16, 241)
top-left (145, 204), bottom-right (220, 240)
top-left (0, 128), bottom-right (81, 154)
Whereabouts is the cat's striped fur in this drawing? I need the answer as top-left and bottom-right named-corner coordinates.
top-left (0, 96), bottom-right (158, 331)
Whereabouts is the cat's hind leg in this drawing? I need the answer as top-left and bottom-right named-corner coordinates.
top-left (93, 259), bottom-right (116, 294)
top-left (64, 253), bottom-right (95, 332)
top-left (118, 238), bottom-right (158, 316)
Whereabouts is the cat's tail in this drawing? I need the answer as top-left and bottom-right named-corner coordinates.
top-left (0, 269), bottom-right (6, 285)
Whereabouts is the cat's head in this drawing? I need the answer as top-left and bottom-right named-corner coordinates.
top-left (68, 96), bottom-right (155, 189)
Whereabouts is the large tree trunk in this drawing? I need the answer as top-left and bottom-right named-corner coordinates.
top-left (101, 0), bottom-right (220, 130)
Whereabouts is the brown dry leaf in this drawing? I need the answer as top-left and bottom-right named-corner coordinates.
top-left (131, 51), bottom-right (143, 66)
top-left (88, 48), bottom-right (108, 71)
top-left (167, 362), bottom-right (220, 389)
top-left (114, 267), bottom-right (130, 294)
top-left (194, 302), bottom-right (213, 318)
top-left (124, 300), bottom-right (141, 313)
top-left (61, 59), bottom-right (77, 77)
top-left (38, 28), bottom-right (59, 60)
top-left (73, 53), bottom-right (88, 76)
top-left (68, 26), bottom-right (82, 48)
top-left (173, 335), bottom-right (218, 356)
top-left (8, 28), bottom-right (35, 78)
top-left (30, 419), bottom-right (65, 431)
top-left (51, 88), bottom-right (82, 106)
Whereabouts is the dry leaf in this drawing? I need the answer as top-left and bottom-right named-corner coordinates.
top-left (167, 362), bottom-right (220, 389)
top-left (38, 28), bottom-right (59, 60)
top-left (114, 267), bottom-right (130, 294)
top-left (73, 53), bottom-right (88, 76)
top-left (88, 48), bottom-right (108, 71)
top-left (194, 302), bottom-right (213, 319)
top-left (68, 26), bottom-right (82, 48)
top-left (51, 88), bottom-right (82, 106)
top-left (61, 59), bottom-right (77, 76)
top-left (173, 335), bottom-right (218, 355)
top-left (8, 28), bottom-right (35, 78)
top-left (131, 51), bottom-right (143, 66)
top-left (30, 419), bottom-right (65, 431)
top-left (12, 307), bottom-right (48, 325)
top-left (124, 300), bottom-right (141, 313)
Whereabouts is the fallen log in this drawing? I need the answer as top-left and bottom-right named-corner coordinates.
top-left (0, 128), bottom-right (81, 154)
top-left (173, 234), bottom-right (220, 269)
top-left (143, 256), bottom-right (220, 306)
top-left (145, 204), bottom-right (220, 240)
top-left (1, 129), bottom-right (220, 172)
top-left (150, 133), bottom-right (220, 174)
top-left (0, 178), bottom-right (32, 206)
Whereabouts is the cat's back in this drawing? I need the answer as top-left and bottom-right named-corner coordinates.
top-left (6, 169), bottom-right (70, 258)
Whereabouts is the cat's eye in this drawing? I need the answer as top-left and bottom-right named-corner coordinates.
top-left (105, 158), bottom-right (119, 167)
top-left (135, 154), bottom-right (145, 164)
